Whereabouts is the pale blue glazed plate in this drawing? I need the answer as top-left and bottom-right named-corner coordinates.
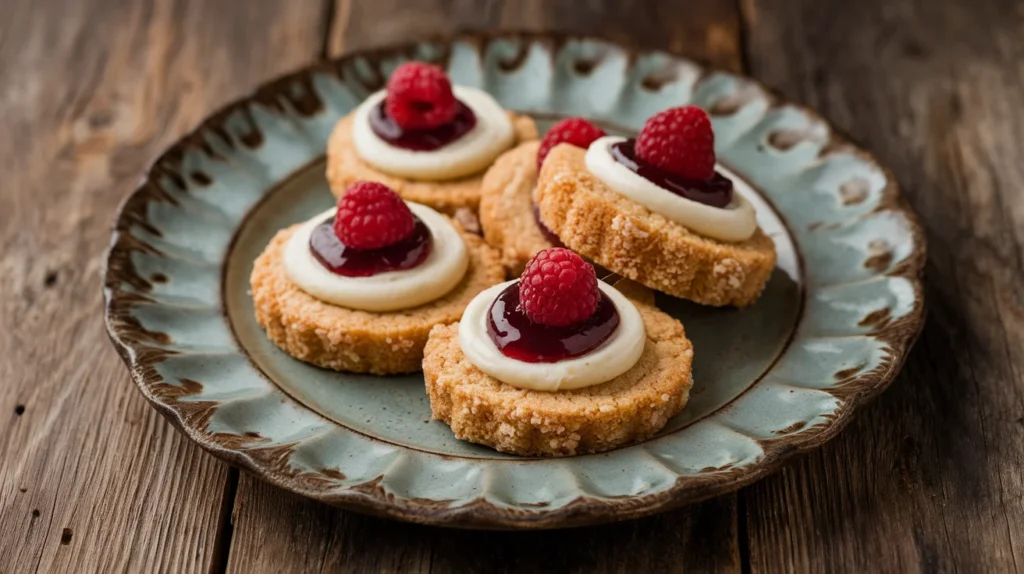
top-left (104, 33), bottom-right (925, 529)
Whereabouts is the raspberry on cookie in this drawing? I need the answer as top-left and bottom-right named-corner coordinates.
top-left (424, 248), bottom-right (694, 457)
top-left (518, 248), bottom-right (600, 327)
top-left (479, 118), bottom-right (605, 275)
top-left (251, 182), bottom-right (504, 375)
top-left (535, 106), bottom-right (777, 307)
top-left (326, 62), bottom-right (538, 214)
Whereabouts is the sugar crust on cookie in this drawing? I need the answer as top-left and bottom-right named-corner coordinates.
top-left (251, 223), bottom-right (504, 375)
top-left (478, 141), bottom-right (556, 276)
top-left (423, 300), bottom-right (694, 457)
top-left (535, 144), bottom-right (776, 307)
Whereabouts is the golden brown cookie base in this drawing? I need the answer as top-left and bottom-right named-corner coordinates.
top-left (326, 112), bottom-right (538, 215)
top-left (423, 301), bottom-right (694, 457)
top-left (478, 141), bottom-right (556, 276)
top-left (536, 144), bottom-right (777, 307)
top-left (251, 224), bottom-right (504, 375)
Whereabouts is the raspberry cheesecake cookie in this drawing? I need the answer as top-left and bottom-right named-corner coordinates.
top-left (535, 106), bottom-right (777, 307)
top-left (327, 62), bottom-right (538, 214)
top-left (423, 248), bottom-right (694, 457)
top-left (479, 118), bottom-right (606, 275)
top-left (251, 182), bottom-right (503, 375)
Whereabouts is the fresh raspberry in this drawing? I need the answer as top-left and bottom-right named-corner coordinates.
top-left (536, 117), bottom-right (606, 170)
top-left (384, 62), bottom-right (458, 130)
top-left (334, 181), bottom-right (415, 250)
top-left (518, 248), bottom-right (600, 327)
top-left (634, 105), bottom-right (716, 180)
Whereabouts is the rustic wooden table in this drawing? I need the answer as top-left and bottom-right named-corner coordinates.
top-left (3, 0), bottom-right (1023, 571)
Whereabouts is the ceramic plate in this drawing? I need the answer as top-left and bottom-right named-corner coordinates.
top-left (104, 33), bottom-right (925, 529)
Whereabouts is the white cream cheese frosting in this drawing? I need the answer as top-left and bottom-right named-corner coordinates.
top-left (352, 85), bottom-right (515, 181)
top-left (458, 280), bottom-right (646, 391)
top-left (284, 202), bottom-right (468, 312)
top-left (584, 135), bottom-right (758, 242)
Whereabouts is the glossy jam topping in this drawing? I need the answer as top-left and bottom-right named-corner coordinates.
top-left (309, 216), bottom-right (432, 277)
top-left (486, 282), bottom-right (619, 363)
top-left (531, 204), bottom-right (565, 248)
top-left (610, 139), bottom-right (733, 208)
top-left (369, 100), bottom-right (477, 151)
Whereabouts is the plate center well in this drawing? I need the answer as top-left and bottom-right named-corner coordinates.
top-left (223, 158), bottom-right (801, 459)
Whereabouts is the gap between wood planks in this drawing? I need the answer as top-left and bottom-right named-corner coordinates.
top-left (212, 468), bottom-right (240, 574)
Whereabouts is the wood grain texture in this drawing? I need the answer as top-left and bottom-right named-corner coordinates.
top-left (226, 1), bottom-right (744, 572)
top-left (327, 0), bottom-right (744, 71)
top-left (741, 0), bottom-right (1024, 571)
top-left (228, 474), bottom-right (741, 573)
top-left (0, 0), bottom-right (324, 571)
top-left (7, 0), bottom-right (1022, 571)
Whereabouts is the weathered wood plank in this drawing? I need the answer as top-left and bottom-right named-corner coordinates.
top-left (741, 0), bottom-right (1024, 571)
top-left (229, 473), bottom-right (741, 573)
top-left (227, 2), bottom-right (745, 572)
top-left (0, 0), bottom-right (324, 571)
top-left (328, 0), bottom-right (743, 71)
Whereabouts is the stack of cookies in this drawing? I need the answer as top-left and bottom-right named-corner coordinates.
top-left (250, 62), bottom-right (777, 457)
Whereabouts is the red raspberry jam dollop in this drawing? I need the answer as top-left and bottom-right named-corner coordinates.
top-left (610, 139), bottom-right (733, 208)
top-left (486, 282), bottom-right (619, 363)
top-left (531, 204), bottom-right (565, 248)
top-left (309, 215), bottom-right (432, 277)
top-left (369, 100), bottom-right (477, 151)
